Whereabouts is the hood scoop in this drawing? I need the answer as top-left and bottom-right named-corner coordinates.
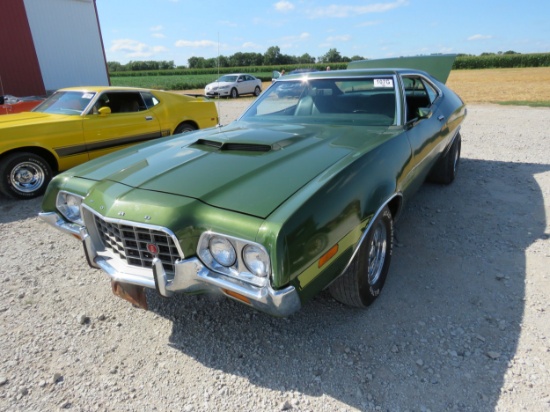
top-left (194, 139), bottom-right (271, 153)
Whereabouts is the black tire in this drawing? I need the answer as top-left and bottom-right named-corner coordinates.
top-left (329, 206), bottom-right (393, 307)
top-left (0, 152), bottom-right (53, 199)
top-left (174, 122), bottom-right (197, 134)
top-left (428, 133), bottom-right (461, 184)
top-left (230, 88), bottom-right (238, 99)
top-left (253, 86), bottom-right (261, 97)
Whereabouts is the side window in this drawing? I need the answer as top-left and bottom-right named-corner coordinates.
top-left (422, 79), bottom-right (439, 105)
top-left (403, 76), bottom-right (439, 121)
top-left (101, 92), bottom-right (146, 114)
top-left (141, 92), bottom-right (159, 109)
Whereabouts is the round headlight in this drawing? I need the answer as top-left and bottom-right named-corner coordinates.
top-left (242, 244), bottom-right (269, 278)
top-left (209, 236), bottom-right (236, 267)
top-left (56, 192), bottom-right (83, 224)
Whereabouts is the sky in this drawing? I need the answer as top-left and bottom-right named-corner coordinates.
top-left (96, 0), bottom-right (550, 66)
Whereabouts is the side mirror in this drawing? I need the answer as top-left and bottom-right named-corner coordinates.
top-left (98, 106), bottom-right (111, 116)
top-left (417, 107), bottom-right (432, 119)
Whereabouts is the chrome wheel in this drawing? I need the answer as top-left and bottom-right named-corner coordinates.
top-left (11, 161), bottom-right (46, 193)
top-left (367, 220), bottom-right (387, 285)
top-left (329, 206), bottom-right (393, 307)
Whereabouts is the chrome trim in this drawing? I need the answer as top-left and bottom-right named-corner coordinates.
top-left (39, 212), bottom-right (83, 238)
top-left (333, 193), bottom-right (401, 283)
top-left (152, 257), bottom-right (301, 317)
top-left (81, 204), bottom-right (186, 260)
top-left (40, 209), bottom-right (302, 317)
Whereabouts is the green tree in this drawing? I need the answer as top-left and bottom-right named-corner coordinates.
top-left (264, 46), bottom-right (282, 65)
top-left (320, 48), bottom-right (343, 63)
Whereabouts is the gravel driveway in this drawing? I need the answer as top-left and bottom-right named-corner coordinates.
top-left (1, 101), bottom-right (549, 412)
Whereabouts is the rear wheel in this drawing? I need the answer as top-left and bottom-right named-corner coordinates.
top-left (428, 133), bottom-right (461, 184)
top-left (0, 152), bottom-right (53, 199)
top-left (253, 86), bottom-right (261, 97)
top-left (329, 206), bottom-right (393, 307)
top-left (230, 88), bottom-right (238, 99)
top-left (174, 122), bottom-right (197, 134)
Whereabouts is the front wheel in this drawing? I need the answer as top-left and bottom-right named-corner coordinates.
top-left (0, 152), bottom-right (53, 199)
top-left (329, 206), bottom-right (393, 307)
top-left (174, 122), bottom-right (197, 134)
top-left (253, 86), bottom-right (261, 97)
top-left (230, 88), bottom-right (238, 99)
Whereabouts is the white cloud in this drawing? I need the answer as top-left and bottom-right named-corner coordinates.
top-left (242, 42), bottom-right (262, 50)
top-left (150, 25), bottom-right (163, 32)
top-left (109, 39), bottom-right (167, 58)
top-left (174, 39), bottom-right (219, 48)
top-left (468, 34), bottom-right (493, 41)
top-left (274, 1), bottom-right (294, 12)
top-left (280, 32), bottom-right (310, 43)
top-left (326, 35), bottom-right (351, 42)
top-left (152, 33), bottom-right (165, 39)
top-left (308, 0), bottom-right (408, 18)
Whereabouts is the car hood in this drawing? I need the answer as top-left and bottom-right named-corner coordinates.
top-left (206, 81), bottom-right (234, 88)
top-left (73, 121), bottom-right (393, 218)
top-left (0, 111), bottom-right (73, 127)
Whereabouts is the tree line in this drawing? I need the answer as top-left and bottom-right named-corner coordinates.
top-left (107, 48), bottom-right (549, 73)
top-left (107, 46), bottom-right (364, 72)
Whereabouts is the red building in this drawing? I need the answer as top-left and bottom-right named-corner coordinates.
top-left (0, 0), bottom-right (109, 97)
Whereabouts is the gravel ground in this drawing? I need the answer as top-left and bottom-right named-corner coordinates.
top-left (1, 101), bottom-right (549, 412)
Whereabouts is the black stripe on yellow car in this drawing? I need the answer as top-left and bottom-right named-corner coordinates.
top-left (54, 131), bottom-right (167, 158)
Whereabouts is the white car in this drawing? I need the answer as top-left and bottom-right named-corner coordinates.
top-left (204, 73), bottom-right (262, 98)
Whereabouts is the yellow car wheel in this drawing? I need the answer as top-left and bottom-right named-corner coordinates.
top-left (0, 152), bottom-right (53, 199)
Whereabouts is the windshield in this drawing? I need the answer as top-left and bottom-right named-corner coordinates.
top-left (217, 75), bottom-right (238, 83)
top-left (242, 77), bottom-right (397, 126)
top-left (32, 91), bottom-right (96, 115)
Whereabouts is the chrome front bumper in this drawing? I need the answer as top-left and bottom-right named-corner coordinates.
top-left (39, 211), bottom-right (302, 317)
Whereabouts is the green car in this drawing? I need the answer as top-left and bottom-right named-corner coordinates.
top-left (40, 56), bottom-right (466, 316)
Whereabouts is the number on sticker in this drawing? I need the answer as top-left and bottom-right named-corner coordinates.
top-left (374, 79), bottom-right (393, 88)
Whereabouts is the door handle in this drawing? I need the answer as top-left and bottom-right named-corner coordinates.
top-left (437, 115), bottom-right (445, 122)
top-left (145, 116), bottom-right (153, 121)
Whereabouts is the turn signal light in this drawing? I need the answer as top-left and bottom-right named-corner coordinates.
top-left (318, 244), bottom-right (339, 268)
top-left (222, 289), bottom-right (251, 305)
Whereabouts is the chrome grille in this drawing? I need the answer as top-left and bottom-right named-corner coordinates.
top-left (94, 216), bottom-right (180, 274)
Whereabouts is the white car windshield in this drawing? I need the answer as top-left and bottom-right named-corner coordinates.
top-left (217, 75), bottom-right (238, 82)
top-left (32, 91), bottom-right (96, 115)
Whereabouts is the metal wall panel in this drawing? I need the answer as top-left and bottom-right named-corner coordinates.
top-left (0, 0), bottom-right (46, 96)
top-left (23, 0), bottom-right (109, 92)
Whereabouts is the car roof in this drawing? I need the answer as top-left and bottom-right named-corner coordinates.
top-left (58, 86), bottom-right (153, 93)
top-left (278, 68), bottom-right (432, 81)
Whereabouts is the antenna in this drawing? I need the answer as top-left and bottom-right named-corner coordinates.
top-left (216, 32), bottom-right (222, 130)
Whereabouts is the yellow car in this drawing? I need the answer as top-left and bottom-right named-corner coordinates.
top-left (0, 86), bottom-right (218, 199)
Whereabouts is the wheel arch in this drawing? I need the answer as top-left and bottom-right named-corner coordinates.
top-left (173, 120), bottom-right (199, 134)
top-left (0, 146), bottom-right (59, 173)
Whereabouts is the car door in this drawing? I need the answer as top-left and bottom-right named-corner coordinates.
top-left (82, 91), bottom-right (162, 160)
top-left (402, 75), bottom-right (446, 193)
top-left (237, 75), bottom-right (252, 95)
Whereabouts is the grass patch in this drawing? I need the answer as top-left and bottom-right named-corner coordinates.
top-left (497, 101), bottom-right (550, 108)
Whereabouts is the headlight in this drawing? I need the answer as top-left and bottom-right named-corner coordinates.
top-left (243, 244), bottom-right (269, 278)
top-left (56, 191), bottom-right (84, 224)
top-left (197, 232), bottom-right (271, 286)
top-left (209, 236), bottom-right (236, 267)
